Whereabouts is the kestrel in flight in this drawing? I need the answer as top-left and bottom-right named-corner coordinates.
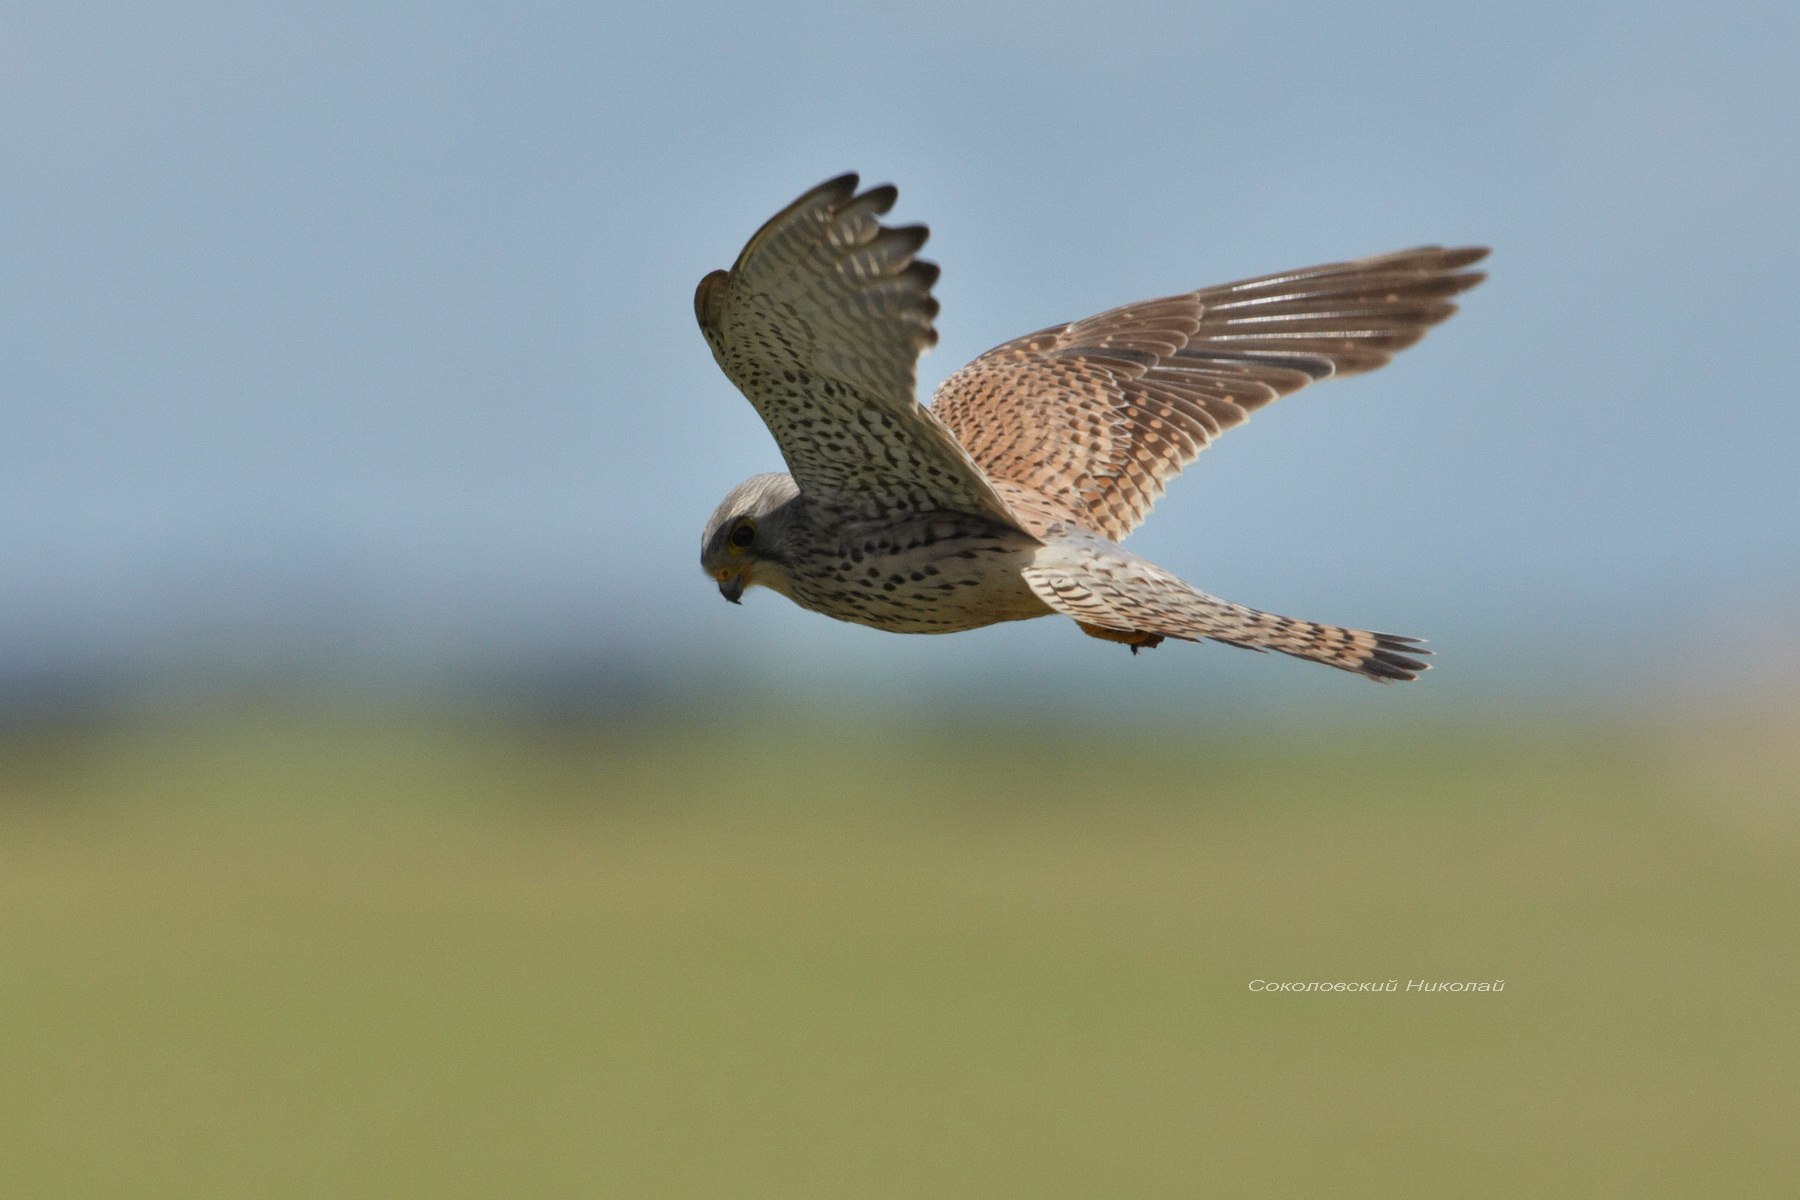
top-left (697, 174), bottom-right (1485, 681)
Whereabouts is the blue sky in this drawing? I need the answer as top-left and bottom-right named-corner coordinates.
top-left (4, 1), bottom-right (1797, 710)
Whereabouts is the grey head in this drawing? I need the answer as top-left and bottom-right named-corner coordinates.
top-left (700, 472), bottom-right (803, 604)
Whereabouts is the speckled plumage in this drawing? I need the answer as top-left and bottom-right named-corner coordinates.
top-left (698, 174), bottom-right (1486, 682)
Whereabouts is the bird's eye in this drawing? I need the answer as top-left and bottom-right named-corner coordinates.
top-left (728, 521), bottom-right (756, 551)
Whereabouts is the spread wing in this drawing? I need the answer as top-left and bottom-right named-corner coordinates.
top-left (930, 246), bottom-right (1488, 540)
top-left (695, 174), bottom-right (1021, 527)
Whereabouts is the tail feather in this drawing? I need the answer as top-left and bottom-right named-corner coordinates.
top-left (1207, 618), bottom-right (1432, 683)
top-left (1024, 531), bottom-right (1431, 683)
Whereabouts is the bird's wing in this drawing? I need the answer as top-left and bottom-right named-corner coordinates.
top-left (696, 174), bottom-right (1022, 527)
top-left (931, 246), bottom-right (1488, 541)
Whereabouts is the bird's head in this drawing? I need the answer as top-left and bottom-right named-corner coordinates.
top-left (700, 472), bottom-right (801, 605)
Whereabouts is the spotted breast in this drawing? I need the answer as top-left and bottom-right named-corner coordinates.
top-left (775, 509), bottom-right (1051, 634)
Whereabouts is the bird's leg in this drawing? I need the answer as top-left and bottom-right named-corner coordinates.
top-left (1076, 623), bottom-right (1166, 653)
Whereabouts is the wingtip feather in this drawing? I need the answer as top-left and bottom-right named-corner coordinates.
top-left (857, 182), bottom-right (899, 214)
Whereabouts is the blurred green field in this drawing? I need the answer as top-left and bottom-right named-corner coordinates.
top-left (2, 701), bottom-right (1796, 1197)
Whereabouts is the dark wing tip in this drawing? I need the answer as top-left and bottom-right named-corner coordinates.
top-left (875, 223), bottom-right (930, 257)
top-left (902, 260), bottom-right (942, 347)
top-left (906, 258), bottom-right (941, 289)
top-left (858, 182), bottom-right (899, 214)
top-left (1434, 247), bottom-right (1490, 294)
top-left (1384, 245), bottom-right (1489, 271)
top-left (817, 172), bottom-right (860, 200)
top-left (730, 174), bottom-right (864, 271)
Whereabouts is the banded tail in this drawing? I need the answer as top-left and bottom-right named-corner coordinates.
top-left (1024, 529), bottom-right (1431, 683)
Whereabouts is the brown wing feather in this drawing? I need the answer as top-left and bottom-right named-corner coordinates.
top-left (697, 175), bottom-right (1022, 527)
top-left (932, 246), bottom-right (1488, 539)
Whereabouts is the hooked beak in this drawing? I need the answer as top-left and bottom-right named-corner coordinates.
top-left (718, 573), bottom-right (745, 604)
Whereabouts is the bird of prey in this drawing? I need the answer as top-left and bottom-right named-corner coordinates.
top-left (697, 174), bottom-right (1485, 682)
